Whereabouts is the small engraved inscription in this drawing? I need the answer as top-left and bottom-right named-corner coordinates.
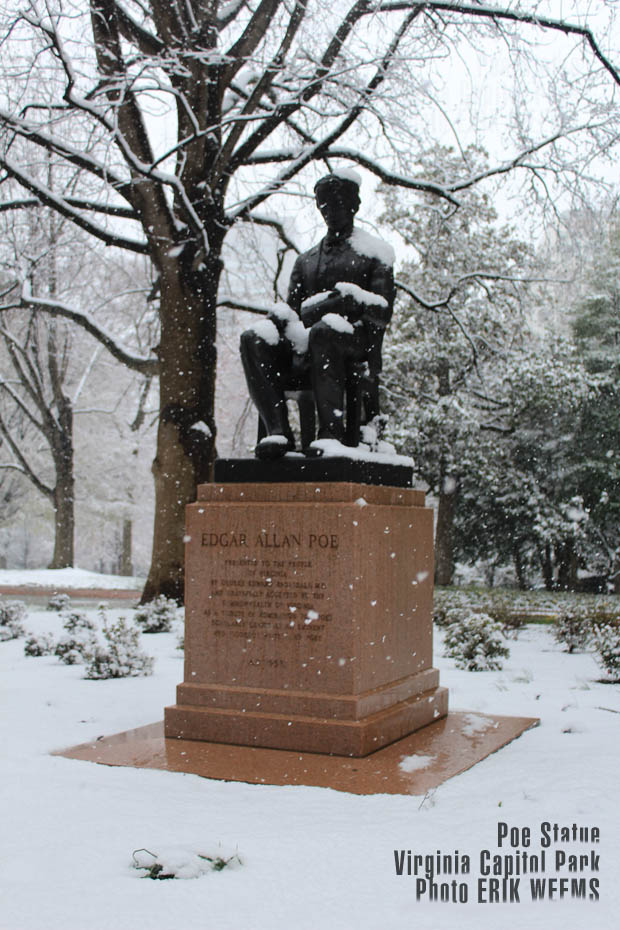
top-left (204, 546), bottom-right (333, 649)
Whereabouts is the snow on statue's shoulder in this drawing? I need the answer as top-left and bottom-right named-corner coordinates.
top-left (350, 228), bottom-right (395, 267)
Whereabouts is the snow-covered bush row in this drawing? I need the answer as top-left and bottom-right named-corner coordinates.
top-left (0, 599), bottom-right (27, 641)
top-left (435, 586), bottom-right (620, 680)
top-left (133, 595), bottom-right (181, 633)
top-left (435, 586), bottom-right (620, 626)
top-left (441, 610), bottom-right (510, 671)
top-left (24, 607), bottom-right (153, 679)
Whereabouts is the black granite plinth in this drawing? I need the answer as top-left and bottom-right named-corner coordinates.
top-left (214, 456), bottom-right (413, 487)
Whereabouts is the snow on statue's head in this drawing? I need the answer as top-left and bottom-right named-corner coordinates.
top-left (314, 170), bottom-right (361, 217)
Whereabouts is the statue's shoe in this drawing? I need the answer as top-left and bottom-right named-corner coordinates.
top-left (303, 436), bottom-right (345, 458)
top-left (255, 435), bottom-right (294, 460)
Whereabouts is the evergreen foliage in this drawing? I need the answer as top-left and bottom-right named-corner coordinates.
top-left (47, 593), bottom-right (71, 612)
top-left (442, 610), bottom-right (510, 671)
top-left (592, 621), bottom-right (620, 681)
top-left (84, 617), bottom-right (153, 679)
top-left (0, 599), bottom-right (26, 640)
top-left (23, 606), bottom-right (153, 678)
top-left (134, 596), bottom-right (179, 633)
top-left (553, 608), bottom-right (593, 654)
top-left (24, 633), bottom-right (55, 656)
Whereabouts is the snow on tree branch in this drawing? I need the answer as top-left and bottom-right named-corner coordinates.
top-left (242, 213), bottom-right (301, 254)
top-left (111, 0), bottom-right (164, 56)
top-left (1, 159), bottom-right (149, 254)
top-left (397, 1), bottom-right (620, 88)
top-left (0, 108), bottom-right (133, 204)
top-left (0, 288), bottom-right (159, 376)
top-left (223, 0), bottom-right (285, 87)
top-left (0, 196), bottom-right (139, 220)
top-left (0, 410), bottom-right (53, 499)
top-left (218, 0), bottom-right (251, 29)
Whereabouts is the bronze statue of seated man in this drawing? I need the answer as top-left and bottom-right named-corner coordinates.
top-left (240, 171), bottom-right (395, 460)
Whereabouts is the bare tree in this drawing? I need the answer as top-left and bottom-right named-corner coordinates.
top-left (0, 306), bottom-right (76, 565)
top-left (0, 1), bottom-right (619, 600)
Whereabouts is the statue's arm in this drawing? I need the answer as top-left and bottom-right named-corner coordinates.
top-left (364, 260), bottom-right (395, 329)
top-left (286, 259), bottom-right (306, 315)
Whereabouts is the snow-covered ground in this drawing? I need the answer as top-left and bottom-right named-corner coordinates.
top-left (1, 583), bottom-right (618, 930)
top-left (0, 568), bottom-right (144, 590)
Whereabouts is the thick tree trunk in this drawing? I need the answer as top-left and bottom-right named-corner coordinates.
top-left (141, 254), bottom-right (220, 603)
top-left (435, 483), bottom-right (457, 587)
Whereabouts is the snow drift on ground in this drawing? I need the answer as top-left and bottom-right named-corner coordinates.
top-left (0, 568), bottom-right (144, 590)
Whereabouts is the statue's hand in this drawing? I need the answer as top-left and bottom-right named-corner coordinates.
top-left (268, 302), bottom-right (299, 335)
top-left (300, 290), bottom-right (341, 328)
top-left (334, 282), bottom-right (389, 327)
top-left (338, 292), bottom-right (363, 323)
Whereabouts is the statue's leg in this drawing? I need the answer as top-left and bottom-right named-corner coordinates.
top-left (308, 322), bottom-right (366, 442)
top-left (239, 328), bottom-right (295, 456)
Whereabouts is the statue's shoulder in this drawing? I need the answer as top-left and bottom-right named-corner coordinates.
top-left (349, 228), bottom-right (395, 267)
top-left (297, 240), bottom-right (322, 263)
top-left (292, 241), bottom-right (322, 277)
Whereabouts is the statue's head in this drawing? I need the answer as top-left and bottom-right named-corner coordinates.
top-left (314, 171), bottom-right (361, 232)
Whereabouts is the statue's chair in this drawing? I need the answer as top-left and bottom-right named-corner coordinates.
top-left (256, 361), bottom-right (381, 451)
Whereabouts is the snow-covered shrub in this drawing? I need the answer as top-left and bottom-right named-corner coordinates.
top-left (46, 592), bottom-right (71, 612)
top-left (132, 846), bottom-right (241, 880)
top-left (0, 600), bottom-right (27, 641)
top-left (553, 608), bottom-right (592, 653)
top-left (84, 617), bottom-right (153, 679)
top-left (54, 612), bottom-right (98, 665)
top-left (592, 620), bottom-right (620, 682)
top-left (443, 611), bottom-right (510, 671)
top-left (433, 603), bottom-right (455, 628)
top-left (134, 595), bottom-right (179, 633)
top-left (24, 633), bottom-right (55, 657)
top-left (62, 612), bottom-right (96, 635)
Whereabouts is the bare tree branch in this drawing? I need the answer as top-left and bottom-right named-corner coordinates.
top-left (217, 296), bottom-right (271, 315)
top-left (230, 9), bottom-right (424, 217)
top-left (0, 289), bottom-right (159, 375)
top-left (214, 0), bottom-right (308, 178)
top-left (0, 409), bottom-right (53, 498)
top-left (0, 108), bottom-right (134, 203)
top-left (1, 159), bottom-right (149, 253)
top-left (223, 0), bottom-right (284, 87)
top-left (0, 195), bottom-right (139, 220)
top-left (218, 0), bottom-right (251, 30)
top-left (242, 212), bottom-right (301, 254)
top-left (111, 0), bottom-right (165, 55)
top-left (398, 1), bottom-right (620, 88)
